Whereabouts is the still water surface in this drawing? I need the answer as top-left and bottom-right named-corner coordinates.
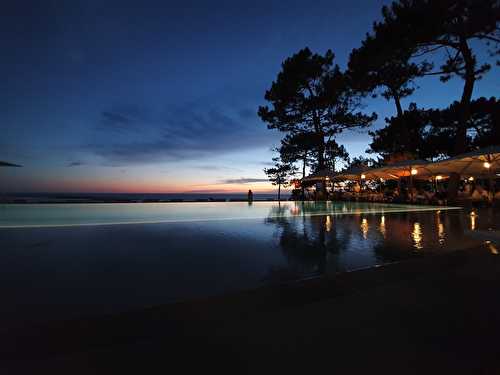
top-left (0, 202), bottom-right (497, 325)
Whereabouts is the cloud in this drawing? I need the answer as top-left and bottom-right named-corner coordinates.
top-left (193, 164), bottom-right (242, 171)
top-left (88, 105), bottom-right (281, 165)
top-left (101, 112), bottom-right (130, 126)
top-left (67, 161), bottom-right (85, 167)
top-left (259, 161), bottom-right (275, 166)
top-left (219, 178), bottom-right (269, 184)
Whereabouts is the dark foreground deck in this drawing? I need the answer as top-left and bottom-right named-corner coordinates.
top-left (2, 244), bottom-right (500, 374)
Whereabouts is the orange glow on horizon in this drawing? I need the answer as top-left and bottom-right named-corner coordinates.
top-left (25, 179), bottom-right (280, 194)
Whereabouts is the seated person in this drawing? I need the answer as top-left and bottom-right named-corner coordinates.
top-left (471, 185), bottom-right (489, 201)
top-left (415, 188), bottom-right (426, 203)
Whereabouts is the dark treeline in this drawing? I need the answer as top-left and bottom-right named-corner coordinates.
top-left (259, 0), bottom-right (500, 197)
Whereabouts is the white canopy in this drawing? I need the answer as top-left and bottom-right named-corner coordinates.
top-left (365, 159), bottom-right (430, 180)
top-left (333, 166), bottom-right (371, 181)
top-left (424, 146), bottom-right (500, 178)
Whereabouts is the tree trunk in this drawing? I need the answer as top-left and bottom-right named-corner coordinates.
top-left (313, 115), bottom-right (327, 197)
top-left (448, 38), bottom-right (476, 203)
top-left (392, 92), bottom-right (410, 154)
top-left (317, 136), bottom-right (325, 171)
top-left (393, 94), bottom-right (403, 118)
top-left (455, 38), bottom-right (476, 155)
top-left (278, 182), bottom-right (281, 202)
top-left (313, 115), bottom-right (325, 171)
top-left (302, 155), bottom-right (306, 200)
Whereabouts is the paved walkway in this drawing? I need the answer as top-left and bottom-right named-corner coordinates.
top-left (2, 244), bottom-right (500, 374)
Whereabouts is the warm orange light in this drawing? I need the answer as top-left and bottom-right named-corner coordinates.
top-left (436, 175), bottom-right (443, 180)
top-left (484, 161), bottom-right (491, 169)
top-left (468, 176), bottom-right (474, 181)
top-left (360, 174), bottom-right (366, 180)
top-left (412, 222), bottom-right (423, 250)
top-left (411, 168), bottom-right (418, 175)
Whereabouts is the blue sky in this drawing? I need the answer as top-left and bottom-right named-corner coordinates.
top-left (1, 0), bottom-right (498, 193)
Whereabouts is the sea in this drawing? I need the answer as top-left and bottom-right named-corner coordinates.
top-left (0, 192), bottom-right (289, 204)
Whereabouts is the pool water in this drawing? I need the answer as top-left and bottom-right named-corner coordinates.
top-left (0, 201), bottom-right (496, 326)
top-left (0, 201), bottom-right (459, 227)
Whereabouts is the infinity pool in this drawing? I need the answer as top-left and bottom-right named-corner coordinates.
top-left (0, 201), bottom-right (458, 227)
top-left (0, 201), bottom-right (495, 326)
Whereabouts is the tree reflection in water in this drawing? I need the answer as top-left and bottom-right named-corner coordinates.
top-left (264, 202), bottom-right (490, 284)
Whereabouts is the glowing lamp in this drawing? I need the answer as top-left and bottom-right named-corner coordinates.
top-left (468, 177), bottom-right (474, 182)
top-left (410, 168), bottom-right (418, 176)
top-left (483, 161), bottom-right (491, 169)
top-left (360, 174), bottom-right (366, 180)
top-left (436, 175), bottom-right (443, 180)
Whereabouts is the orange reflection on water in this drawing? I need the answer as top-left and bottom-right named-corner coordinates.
top-left (438, 223), bottom-right (445, 245)
top-left (379, 215), bottom-right (386, 238)
top-left (470, 211), bottom-right (477, 231)
top-left (412, 222), bottom-right (423, 250)
top-left (486, 241), bottom-right (499, 255)
top-left (436, 213), bottom-right (445, 245)
top-left (361, 218), bottom-right (369, 239)
top-left (325, 215), bottom-right (332, 232)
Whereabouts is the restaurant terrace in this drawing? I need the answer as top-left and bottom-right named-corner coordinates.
top-left (302, 146), bottom-right (500, 205)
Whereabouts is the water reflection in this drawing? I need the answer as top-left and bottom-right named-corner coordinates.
top-left (360, 218), bottom-right (369, 240)
top-left (264, 202), bottom-right (491, 283)
top-left (325, 215), bottom-right (332, 232)
top-left (470, 211), bottom-right (477, 231)
top-left (486, 241), bottom-right (499, 255)
top-left (412, 222), bottom-right (423, 250)
top-left (379, 216), bottom-right (386, 239)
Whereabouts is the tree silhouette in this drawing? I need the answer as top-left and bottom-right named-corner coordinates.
top-left (279, 132), bottom-right (319, 199)
top-left (264, 157), bottom-right (297, 201)
top-left (279, 132), bottom-right (318, 179)
top-left (426, 96), bottom-right (500, 151)
top-left (324, 139), bottom-right (349, 172)
top-left (369, 97), bottom-right (500, 160)
top-left (372, 0), bottom-right (499, 154)
top-left (258, 48), bottom-right (376, 171)
top-left (348, 33), bottom-right (431, 118)
top-left (368, 103), bottom-right (434, 159)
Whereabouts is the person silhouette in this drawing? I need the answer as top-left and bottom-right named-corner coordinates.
top-left (247, 189), bottom-right (253, 203)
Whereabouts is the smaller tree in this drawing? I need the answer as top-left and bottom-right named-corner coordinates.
top-left (279, 132), bottom-right (318, 199)
top-left (264, 157), bottom-right (297, 202)
top-left (324, 139), bottom-right (349, 172)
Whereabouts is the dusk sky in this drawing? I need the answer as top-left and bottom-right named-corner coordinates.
top-left (2, 0), bottom-right (498, 193)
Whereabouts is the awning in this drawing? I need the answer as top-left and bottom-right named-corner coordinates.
top-left (424, 145), bottom-right (500, 177)
top-left (333, 166), bottom-right (371, 181)
top-left (365, 159), bottom-right (430, 180)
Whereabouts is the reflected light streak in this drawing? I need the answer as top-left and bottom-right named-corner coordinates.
top-left (470, 211), bottom-right (477, 231)
top-left (379, 215), bottom-right (386, 238)
top-left (325, 215), bottom-right (332, 232)
top-left (486, 241), bottom-right (498, 255)
top-left (412, 222), bottom-right (423, 250)
top-left (438, 223), bottom-right (445, 245)
top-left (361, 218), bottom-right (369, 239)
top-left (436, 212), bottom-right (445, 245)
